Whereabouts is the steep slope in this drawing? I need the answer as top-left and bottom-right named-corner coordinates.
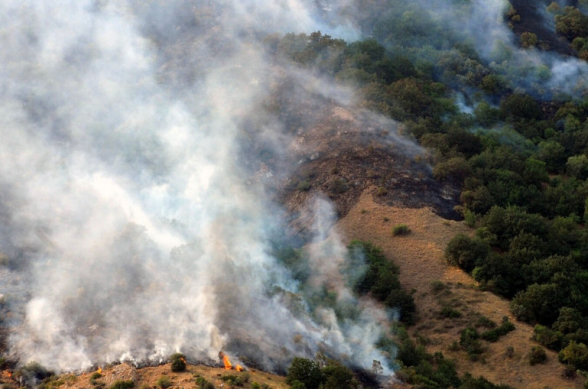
top-left (336, 189), bottom-right (583, 389)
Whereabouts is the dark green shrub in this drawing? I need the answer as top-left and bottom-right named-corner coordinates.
top-left (349, 241), bottom-right (415, 324)
top-left (171, 358), bottom-right (186, 372)
top-left (251, 383), bottom-right (261, 389)
top-left (392, 224), bottom-right (410, 236)
top-left (481, 318), bottom-right (515, 342)
top-left (529, 346), bottom-right (547, 365)
top-left (439, 306), bottom-right (462, 319)
top-left (460, 327), bottom-right (484, 360)
top-left (476, 316), bottom-right (497, 329)
top-left (532, 325), bottom-right (565, 350)
top-left (460, 373), bottom-right (515, 388)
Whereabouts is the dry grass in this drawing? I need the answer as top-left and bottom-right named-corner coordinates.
top-left (45, 363), bottom-right (287, 389)
top-left (336, 188), bottom-right (583, 389)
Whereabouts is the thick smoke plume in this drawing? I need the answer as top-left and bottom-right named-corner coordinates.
top-left (0, 0), bottom-right (398, 374)
top-left (3, 0), bottom-right (586, 376)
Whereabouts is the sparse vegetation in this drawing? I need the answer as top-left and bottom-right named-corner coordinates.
top-left (460, 327), bottom-right (484, 361)
top-left (430, 280), bottom-right (445, 293)
top-left (439, 306), bottom-right (462, 319)
top-left (156, 376), bottom-right (172, 389)
top-left (110, 381), bottom-right (134, 389)
top-left (392, 224), bottom-right (410, 236)
top-left (475, 316), bottom-right (497, 329)
top-left (195, 376), bottom-right (215, 389)
top-left (480, 317), bottom-right (515, 342)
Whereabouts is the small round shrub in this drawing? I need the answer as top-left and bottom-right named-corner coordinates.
top-left (529, 346), bottom-right (547, 365)
top-left (157, 376), bottom-right (172, 389)
top-left (170, 353), bottom-right (187, 372)
top-left (171, 358), bottom-right (186, 372)
top-left (392, 224), bottom-right (410, 236)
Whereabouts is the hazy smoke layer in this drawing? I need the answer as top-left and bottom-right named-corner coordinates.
top-left (0, 0), bottom-right (396, 373)
top-left (4, 0), bottom-right (585, 375)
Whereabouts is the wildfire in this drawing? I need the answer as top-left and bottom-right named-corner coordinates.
top-left (97, 367), bottom-right (102, 374)
top-left (219, 351), bottom-right (244, 371)
top-left (223, 354), bottom-right (232, 370)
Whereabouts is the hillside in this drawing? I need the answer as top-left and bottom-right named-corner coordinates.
top-left (1, 363), bottom-right (287, 389)
top-left (337, 189), bottom-right (583, 388)
top-left (3, 1), bottom-right (588, 388)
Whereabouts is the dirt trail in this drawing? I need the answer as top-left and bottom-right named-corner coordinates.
top-left (337, 189), bottom-right (583, 389)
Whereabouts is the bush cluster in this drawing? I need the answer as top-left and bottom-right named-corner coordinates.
top-left (348, 240), bottom-right (415, 324)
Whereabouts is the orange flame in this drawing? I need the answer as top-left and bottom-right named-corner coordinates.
top-left (7, 372), bottom-right (12, 378)
top-left (223, 355), bottom-right (232, 370)
top-left (236, 365), bottom-right (243, 372)
top-left (181, 357), bottom-right (187, 365)
top-left (97, 367), bottom-right (102, 374)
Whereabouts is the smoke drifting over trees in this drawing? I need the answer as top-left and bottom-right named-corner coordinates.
top-left (2, 0), bottom-right (588, 377)
top-left (0, 0), bottom-right (397, 373)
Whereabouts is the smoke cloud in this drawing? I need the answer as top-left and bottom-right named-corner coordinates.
top-left (4, 0), bottom-right (585, 376)
top-left (0, 0), bottom-right (399, 374)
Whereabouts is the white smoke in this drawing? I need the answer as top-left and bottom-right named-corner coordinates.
top-left (0, 0), bottom-right (394, 374)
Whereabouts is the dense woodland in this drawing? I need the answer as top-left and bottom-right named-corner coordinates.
top-left (269, 0), bottom-right (588, 384)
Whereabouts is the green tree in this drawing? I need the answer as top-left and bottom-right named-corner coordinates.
top-left (445, 234), bottom-right (489, 272)
top-left (286, 358), bottom-right (324, 389)
top-left (559, 341), bottom-right (588, 370)
top-left (566, 155), bottom-right (588, 179)
top-left (433, 157), bottom-right (471, 183)
top-left (520, 32), bottom-right (538, 48)
top-left (321, 361), bottom-right (358, 389)
top-left (500, 94), bottom-right (542, 120)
